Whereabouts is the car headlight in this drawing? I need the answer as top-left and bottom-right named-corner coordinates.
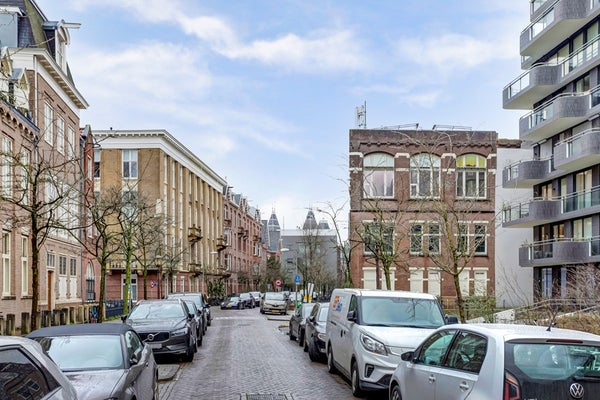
top-left (360, 333), bottom-right (387, 355)
top-left (171, 327), bottom-right (189, 337)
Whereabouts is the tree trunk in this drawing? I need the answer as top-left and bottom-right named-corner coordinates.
top-left (30, 234), bottom-right (39, 332)
top-left (453, 272), bottom-right (466, 323)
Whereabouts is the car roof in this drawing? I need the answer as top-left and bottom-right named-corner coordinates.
top-left (27, 323), bottom-right (134, 338)
top-left (335, 288), bottom-right (438, 300)
top-left (450, 323), bottom-right (600, 343)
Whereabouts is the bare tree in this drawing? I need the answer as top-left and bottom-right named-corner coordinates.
top-left (317, 201), bottom-right (355, 287)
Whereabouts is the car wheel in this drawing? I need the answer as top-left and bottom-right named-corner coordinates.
top-left (197, 331), bottom-right (203, 347)
top-left (327, 345), bottom-right (337, 374)
top-left (289, 326), bottom-right (296, 341)
top-left (390, 384), bottom-right (402, 400)
top-left (308, 339), bottom-right (320, 362)
top-left (298, 329), bottom-right (304, 347)
top-left (183, 340), bottom-right (194, 362)
top-left (351, 361), bottom-right (363, 397)
top-left (303, 336), bottom-right (308, 352)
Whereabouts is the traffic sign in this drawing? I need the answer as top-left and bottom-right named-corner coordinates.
top-left (294, 274), bottom-right (301, 285)
top-left (274, 278), bottom-right (282, 287)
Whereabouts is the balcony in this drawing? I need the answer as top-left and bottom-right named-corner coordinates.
top-left (216, 235), bottom-right (228, 251)
top-left (187, 226), bottom-right (203, 244)
top-left (520, 0), bottom-right (600, 69)
top-left (554, 128), bottom-right (600, 171)
top-left (519, 88), bottom-right (600, 142)
top-left (502, 158), bottom-right (553, 188)
top-left (502, 198), bottom-right (561, 228)
top-left (561, 185), bottom-right (600, 216)
top-left (519, 237), bottom-right (600, 267)
top-left (505, 35), bottom-right (600, 109)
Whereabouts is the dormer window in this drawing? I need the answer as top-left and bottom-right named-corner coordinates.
top-left (43, 21), bottom-right (80, 72)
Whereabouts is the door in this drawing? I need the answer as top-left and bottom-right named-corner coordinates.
top-left (337, 295), bottom-right (358, 377)
top-left (126, 330), bottom-right (155, 399)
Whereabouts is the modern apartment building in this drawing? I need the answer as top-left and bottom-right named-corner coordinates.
top-left (0, 0), bottom-right (88, 333)
top-left (222, 188), bottom-right (264, 295)
top-left (93, 129), bottom-right (227, 301)
top-left (348, 127), bottom-right (497, 307)
top-left (502, 0), bottom-right (600, 300)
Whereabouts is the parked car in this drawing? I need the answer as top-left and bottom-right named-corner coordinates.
top-left (289, 302), bottom-right (316, 346)
top-left (305, 302), bottom-right (329, 362)
top-left (181, 299), bottom-right (203, 346)
top-left (123, 298), bottom-right (198, 362)
top-left (389, 323), bottom-right (600, 400)
top-left (0, 336), bottom-right (78, 400)
top-left (167, 292), bottom-right (211, 330)
top-left (260, 291), bottom-right (289, 314)
top-left (221, 296), bottom-right (244, 309)
top-left (27, 322), bottom-right (158, 400)
top-left (239, 292), bottom-right (255, 308)
top-left (250, 291), bottom-right (262, 307)
top-left (326, 288), bottom-right (449, 397)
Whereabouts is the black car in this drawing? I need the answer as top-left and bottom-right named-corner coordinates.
top-left (27, 323), bottom-right (158, 400)
top-left (288, 302), bottom-right (316, 347)
top-left (239, 292), bottom-right (255, 308)
top-left (304, 302), bottom-right (329, 362)
top-left (167, 292), bottom-right (211, 331)
top-left (123, 299), bottom-right (198, 362)
top-left (181, 299), bottom-right (203, 346)
top-left (221, 296), bottom-right (243, 309)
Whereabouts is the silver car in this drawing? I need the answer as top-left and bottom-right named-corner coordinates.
top-left (0, 336), bottom-right (78, 399)
top-left (389, 323), bottom-right (600, 400)
top-left (28, 322), bottom-right (158, 400)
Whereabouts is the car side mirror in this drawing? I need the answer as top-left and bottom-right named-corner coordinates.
top-left (308, 316), bottom-right (315, 322)
top-left (347, 310), bottom-right (357, 322)
top-left (445, 314), bottom-right (459, 324)
top-left (130, 348), bottom-right (143, 365)
top-left (121, 315), bottom-right (128, 323)
top-left (401, 351), bottom-right (415, 362)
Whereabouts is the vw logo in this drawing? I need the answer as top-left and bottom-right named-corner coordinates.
top-left (147, 334), bottom-right (155, 342)
top-left (569, 382), bottom-right (584, 399)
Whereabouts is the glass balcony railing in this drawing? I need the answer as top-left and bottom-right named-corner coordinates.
top-left (561, 185), bottom-right (600, 212)
top-left (502, 202), bottom-right (530, 223)
top-left (558, 128), bottom-right (600, 159)
top-left (525, 6), bottom-right (555, 40)
top-left (531, 0), bottom-right (550, 14)
top-left (527, 102), bottom-right (554, 129)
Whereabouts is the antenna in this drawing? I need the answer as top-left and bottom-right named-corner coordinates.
top-left (355, 101), bottom-right (366, 129)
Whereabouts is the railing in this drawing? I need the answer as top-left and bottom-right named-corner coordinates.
top-left (521, 236), bottom-right (600, 258)
top-left (527, 100), bottom-right (554, 129)
top-left (531, 0), bottom-right (551, 14)
top-left (555, 128), bottom-right (600, 157)
top-left (523, 2), bottom-right (557, 40)
top-left (561, 185), bottom-right (600, 212)
top-left (503, 202), bottom-right (530, 223)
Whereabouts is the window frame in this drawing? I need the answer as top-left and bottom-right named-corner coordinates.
top-left (122, 149), bottom-right (138, 179)
top-left (363, 153), bottom-right (394, 199)
top-left (456, 154), bottom-right (487, 199)
top-left (410, 153), bottom-right (440, 199)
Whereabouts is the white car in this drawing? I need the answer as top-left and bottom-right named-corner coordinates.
top-left (389, 323), bottom-right (600, 400)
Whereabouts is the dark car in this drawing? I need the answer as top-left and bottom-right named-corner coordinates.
top-left (181, 299), bottom-right (204, 346)
top-left (0, 336), bottom-right (78, 400)
top-left (167, 292), bottom-right (211, 331)
top-left (305, 302), bottom-right (329, 362)
top-left (289, 302), bottom-right (316, 347)
top-left (221, 296), bottom-right (243, 309)
top-left (27, 323), bottom-right (158, 400)
top-left (123, 298), bottom-right (198, 362)
top-left (239, 292), bottom-right (255, 308)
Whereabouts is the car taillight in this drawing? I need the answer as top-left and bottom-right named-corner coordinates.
top-left (504, 371), bottom-right (521, 400)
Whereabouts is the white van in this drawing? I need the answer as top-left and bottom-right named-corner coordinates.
top-left (325, 288), bottom-right (449, 397)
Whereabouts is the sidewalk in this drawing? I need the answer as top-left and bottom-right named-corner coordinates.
top-left (158, 364), bottom-right (179, 382)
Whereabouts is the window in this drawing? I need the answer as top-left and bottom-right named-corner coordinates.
top-left (0, 347), bottom-right (60, 397)
top-left (444, 331), bottom-right (487, 373)
top-left (363, 221), bottom-right (394, 254)
top-left (2, 232), bottom-right (10, 296)
top-left (410, 153), bottom-right (440, 198)
top-left (428, 270), bottom-right (441, 296)
top-left (457, 223), bottom-right (468, 255)
top-left (416, 330), bottom-right (456, 366)
top-left (409, 269), bottom-right (423, 292)
top-left (122, 150), bottom-right (138, 179)
top-left (59, 255), bottom-right (67, 275)
top-left (456, 154), bottom-right (486, 199)
top-left (44, 103), bottom-right (53, 145)
top-left (21, 237), bottom-right (28, 295)
top-left (474, 270), bottom-right (488, 296)
top-left (410, 224), bottom-right (422, 254)
top-left (67, 126), bottom-right (75, 158)
top-left (410, 222), bottom-right (439, 255)
top-left (93, 149), bottom-right (101, 178)
top-left (47, 252), bottom-right (55, 269)
top-left (474, 224), bottom-right (487, 254)
top-left (428, 223), bottom-right (440, 254)
top-left (56, 117), bottom-right (64, 155)
top-left (1, 136), bottom-right (12, 197)
top-left (20, 150), bottom-right (29, 205)
top-left (363, 153), bottom-right (394, 198)
top-left (70, 258), bottom-right (77, 276)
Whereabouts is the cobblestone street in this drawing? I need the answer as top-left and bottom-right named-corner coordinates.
top-left (158, 307), bottom-right (386, 400)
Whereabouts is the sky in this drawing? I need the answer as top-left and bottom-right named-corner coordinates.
top-left (36, 0), bottom-right (529, 232)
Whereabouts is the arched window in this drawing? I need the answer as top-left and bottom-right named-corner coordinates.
top-left (410, 154), bottom-right (440, 198)
top-left (363, 153), bottom-right (394, 198)
top-left (456, 154), bottom-right (487, 199)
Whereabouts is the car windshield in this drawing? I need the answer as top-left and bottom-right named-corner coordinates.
top-left (301, 304), bottom-right (316, 318)
top-left (265, 292), bottom-right (285, 301)
top-left (129, 302), bottom-right (185, 319)
top-left (507, 342), bottom-right (600, 380)
top-left (36, 335), bottom-right (123, 371)
top-left (360, 297), bottom-right (445, 328)
top-left (168, 294), bottom-right (203, 308)
top-left (228, 297), bottom-right (240, 301)
top-left (317, 307), bottom-right (329, 322)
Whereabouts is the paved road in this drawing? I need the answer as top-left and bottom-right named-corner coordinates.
top-left (157, 306), bottom-right (387, 400)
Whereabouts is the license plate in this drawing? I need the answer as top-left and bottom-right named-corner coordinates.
top-left (148, 343), bottom-right (162, 349)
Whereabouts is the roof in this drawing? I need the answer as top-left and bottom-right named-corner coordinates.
top-left (334, 288), bottom-right (438, 300)
top-left (27, 322), bottom-right (134, 338)
top-left (461, 323), bottom-right (600, 343)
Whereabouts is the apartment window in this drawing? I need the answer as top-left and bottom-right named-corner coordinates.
top-left (428, 270), bottom-right (441, 296)
top-left (67, 126), bottom-right (75, 158)
top-left (428, 223), bottom-right (440, 254)
top-left (56, 117), bottom-right (64, 155)
top-left (457, 223), bottom-right (468, 255)
top-left (86, 262), bottom-right (95, 301)
top-left (456, 154), bottom-right (486, 199)
top-left (363, 222), bottom-right (394, 255)
top-left (20, 150), bottom-right (29, 205)
top-left (122, 275), bottom-right (137, 301)
top-left (94, 149), bottom-right (101, 178)
top-left (474, 270), bottom-right (488, 296)
top-left (1, 136), bottom-right (12, 197)
top-left (70, 258), bottom-right (77, 276)
top-left (2, 232), bottom-right (10, 296)
top-left (409, 269), bottom-right (423, 292)
top-left (474, 224), bottom-right (487, 255)
top-left (410, 224), bottom-right (423, 254)
top-left (21, 237), bottom-right (28, 295)
top-left (363, 153), bottom-right (394, 198)
top-left (410, 153), bottom-right (440, 198)
top-left (47, 252), bottom-right (55, 269)
top-left (59, 256), bottom-right (67, 275)
top-left (122, 190), bottom-right (138, 218)
top-left (410, 222), bottom-right (439, 255)
top-left (122, 150), bottom-right (138, 179)
top-left (44, 103), bottom-right (53, 145)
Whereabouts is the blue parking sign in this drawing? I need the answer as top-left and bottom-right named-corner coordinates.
top-left (294, 274), bottom-right (301, 284)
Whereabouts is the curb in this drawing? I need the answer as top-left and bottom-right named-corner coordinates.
top-left (158, 364), bottom-right (179, 382)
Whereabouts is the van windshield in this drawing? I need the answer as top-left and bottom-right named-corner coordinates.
top-left (360, 297), bottom-right (445, 328)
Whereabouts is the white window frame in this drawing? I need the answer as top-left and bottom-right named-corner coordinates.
top-left (56, 117), bottom-right (64, 155)
top-left (67, 126), bottom-right (75, 158)
top-left (363, 221), bottom-right (394, 255)
top-left (2, 232), bottom-right (10, 296)
top-left (122, 150), bottom-right (138, 179)
top-left (456, 154), bottom-right (487, 199)
top-left (410, 153), bottom-right (440, 199)
top-left (44, 103), bottom-right (53, 145)
top-left (21, 236), bottom-right (28, 295)
top-left (20, 150), bottom-right (29, 205)
top-left (363, 153), bottom-right (394, 198)
top-left (409, 268), bottom-right (424, 292)
top-left (427, 269), bottom-right (441, 296)
top-left (474, 269), bottom-right (488, 296)
top-left (1, 136), bottom-right (12, 197)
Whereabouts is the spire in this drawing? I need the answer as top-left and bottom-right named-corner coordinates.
top-left (302, 210), bottom-right (318, 230)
